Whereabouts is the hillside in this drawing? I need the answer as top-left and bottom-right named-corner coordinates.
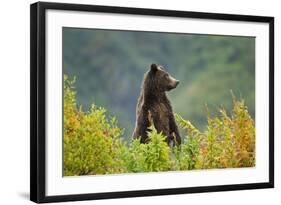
top-left (63, 28), bottom-right (255, 139)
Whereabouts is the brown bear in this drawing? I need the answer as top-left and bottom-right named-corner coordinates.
top-left (132, 64), bottom-right (181, 145)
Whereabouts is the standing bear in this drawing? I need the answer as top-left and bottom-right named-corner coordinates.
top-left (132, 64), bottom-right (181, 145)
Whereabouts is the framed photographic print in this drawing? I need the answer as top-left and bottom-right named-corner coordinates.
top-left (30, 1), bottom-right (274, 203)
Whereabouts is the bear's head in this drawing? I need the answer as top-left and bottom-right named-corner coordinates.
top-left (147, 64), bottom-right (180, 92)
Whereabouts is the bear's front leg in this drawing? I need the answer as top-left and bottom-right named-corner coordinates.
top-left (169, 115), bottom-right (181, 145)
top-left (132, 110), bottom-right (150, 143)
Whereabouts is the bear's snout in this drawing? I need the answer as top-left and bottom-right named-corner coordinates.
top-left (172, 79), bottom-right (180, 88)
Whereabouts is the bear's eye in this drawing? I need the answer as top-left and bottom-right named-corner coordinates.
top-left (164, 74), bottom-right (169, 79)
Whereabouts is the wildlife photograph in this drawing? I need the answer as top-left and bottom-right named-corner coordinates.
top-left (63, 27), bottom-right (255, 176)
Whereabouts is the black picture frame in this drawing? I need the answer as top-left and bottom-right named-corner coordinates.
top-left (30, 1), bottom-right (274, 203)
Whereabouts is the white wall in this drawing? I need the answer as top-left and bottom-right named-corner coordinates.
top-left (0, 0), bottom-right (279, 204)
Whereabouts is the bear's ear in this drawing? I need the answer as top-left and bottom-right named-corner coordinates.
top-left (150, 64), bottom-right (158, 74)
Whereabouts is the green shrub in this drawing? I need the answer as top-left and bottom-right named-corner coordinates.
top-left (64, 75), bottom-right (126, 176)
top-left (124, 126), bottom-right (172, 173)
top-left (173, 115), bottom-right (202, 170)
top-left (174, 97), bottom-right (255, 170)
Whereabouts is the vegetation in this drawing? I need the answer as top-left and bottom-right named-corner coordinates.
top-left (64, 76), bottom-right (255, 176)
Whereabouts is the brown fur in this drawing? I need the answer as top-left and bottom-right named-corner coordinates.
top-left (132, 64), bottom-right (181, 145)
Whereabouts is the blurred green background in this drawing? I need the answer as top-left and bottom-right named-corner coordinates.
top-left (63, 27), bottom-right (255, 140)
